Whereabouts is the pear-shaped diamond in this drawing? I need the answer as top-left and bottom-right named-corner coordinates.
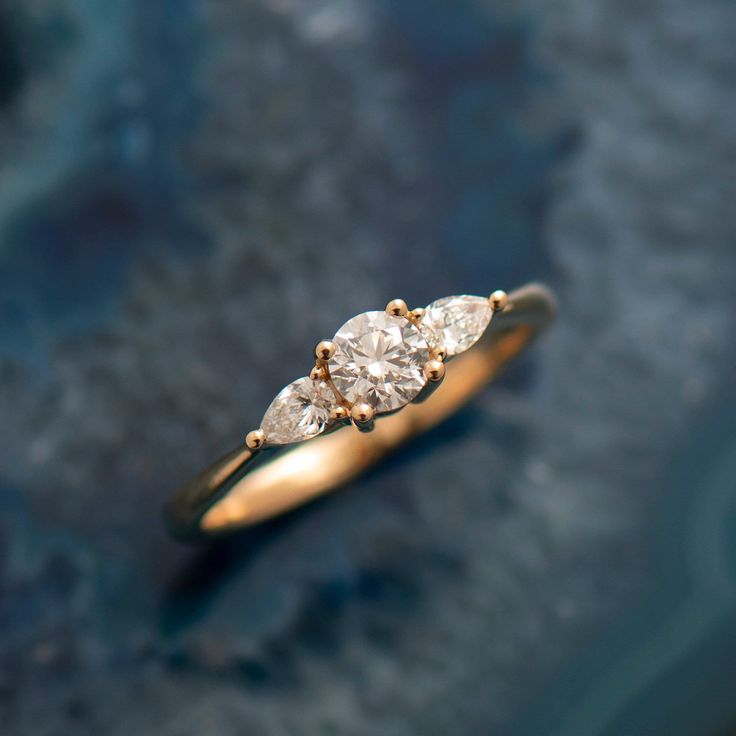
top-left (261, 377), bottom-right (336, 445)
top-left (419, 295), bottom-right (493, 357)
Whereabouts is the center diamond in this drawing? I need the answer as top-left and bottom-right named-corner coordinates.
top-left (329, 311), bottom-right (429, 412)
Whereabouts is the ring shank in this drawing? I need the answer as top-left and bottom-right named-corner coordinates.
top-left (166, 284), bottom-right (556, 540)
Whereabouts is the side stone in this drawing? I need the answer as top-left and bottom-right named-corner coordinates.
top-left (261, 376), bottom-right (336, 445)
top-left (420, 295), bottom-right (493, 357)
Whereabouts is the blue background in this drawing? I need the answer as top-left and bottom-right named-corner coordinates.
top-left (1, 1), bottom-right (735, 734)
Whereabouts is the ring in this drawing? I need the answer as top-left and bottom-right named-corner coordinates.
top-left (166, 283), bottom-right (556, 540)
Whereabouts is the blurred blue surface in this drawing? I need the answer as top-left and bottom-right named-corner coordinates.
top-left (0, 0), bottom-right (735, 734)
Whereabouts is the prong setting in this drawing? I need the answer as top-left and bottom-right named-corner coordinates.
top-left (330, 405), bottom-right (351, 422)
top-left (430, 344), bottom-right (448, 362)
top-left (385, 298), bottom-right (409, 317)
top-left (423, 359), bottom-right (445, 383)
top-left (489, 290), bottom-right (508, 312)
top-left (246, 428), bottom-right (266, 450)
top-left (314, 340), bottom-right (336, 361)
top-left (351, 402), bottom-right (375, 432)
top-left (408, 307), bottom-right (425, 324)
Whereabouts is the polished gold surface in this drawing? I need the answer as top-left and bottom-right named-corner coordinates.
top-left (350, 401), bottom-right (375, 432)
top-left (408, 307), bottom-right (425, 324)
top-left (329, 405), bottom-right (350, 422)
top-left (489, 289), bottom-right (509, 312)
top-left (430, 344), bottom-right (448, 362)
top-left (423, 358), bottom-right (445, 382)
top-left (166, 283), bottom-right (555, 540)
top-left (245, 429), bottom-right (266, 450)
top-left (385, 298), bottom-right (409, 317)
top-left (314, 340), bottom-right (336, 361)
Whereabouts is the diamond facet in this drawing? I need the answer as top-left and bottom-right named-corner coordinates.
top-left (328, 311), bottom-right (429, 412)
top-left (419, 295), bottom-right (493, 357)
top-left (261, 377), bottom-right (336, 445)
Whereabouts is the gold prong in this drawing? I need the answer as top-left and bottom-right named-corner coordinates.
top-left (489, 290), bottom-right (508, 312)
top-left (351, 402), bottom-right (375, 432)
top-left (245, 428), bottom-right (266, 450)
top-left (408, 307), bottom-right (425, 324)
top-left (385, 298), bottom-right (408, 317)
top-left (424, 359), bottom-right (445, 383)
top-left (330, 405), bottom-right (350, 422)
top-left (314, 340), bottom-right (336, 361)
top-left (431, 344), bottom-right (447, 362)
top-left (310, 364), bottom-right (327, 381)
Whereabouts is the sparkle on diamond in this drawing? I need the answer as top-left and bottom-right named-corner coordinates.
top-left (261, 376), bottom-right (336, 445)
top-left (419, 295), bottom-right (493, 357)
top-left (328, 311), bottom-right (429, 412)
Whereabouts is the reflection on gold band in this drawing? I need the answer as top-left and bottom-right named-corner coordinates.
top-left (166, 283), bottom-right (555, 540)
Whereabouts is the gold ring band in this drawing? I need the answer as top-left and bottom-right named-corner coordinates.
top-left (165, 283), bottom-right (556, 540)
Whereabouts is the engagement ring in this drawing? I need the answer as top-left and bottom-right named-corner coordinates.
top-left (166, 283), bottom-right (555, 540)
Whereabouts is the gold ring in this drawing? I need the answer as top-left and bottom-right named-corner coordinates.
top-left (166, 283), bottom-right (556, 540)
